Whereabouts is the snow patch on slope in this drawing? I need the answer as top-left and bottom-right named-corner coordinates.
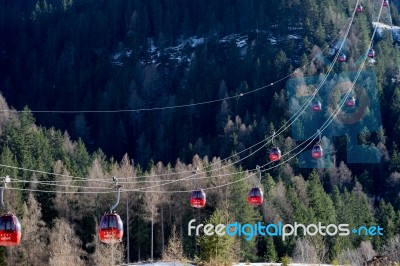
top-left (111, 27), bottom-right (304, 67)
top-left (126, 263), bottom-right (340, 266)
top-left (373, 21), bottom-right (400, 30)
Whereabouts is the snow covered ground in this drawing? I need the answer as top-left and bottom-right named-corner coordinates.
top-left (122, 263), bottom-right (192, 266)
top-left (372, 21), bottom-right (400, 30)
top-left (124, 262), bottom-right (339, 266)
top-left (112, 29), bottom-right (305, 67)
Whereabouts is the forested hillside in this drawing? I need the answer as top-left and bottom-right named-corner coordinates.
top-left (5, 0), bottom-right (398, 164)
top-left (1, 0), bottom-right (400, 265)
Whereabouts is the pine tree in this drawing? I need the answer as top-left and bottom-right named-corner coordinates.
top-left (264, 236), bottom-right (278, 262)
top-left (274, 50), bottom-right (288, 77)
top-left (307, 170), bottom-right (336, 225)
top-left (198, 208), bottom-right (236, 265)
top-left (286, 185), bottom-right (312, 224)
top-left (341, 187), bottom-right (375, 248)
top-left (389, 146), bottom-right (400, 173)
top-left (375, 200), bottom-right (396, 247)
top-left (228, 170), bottom-right (260, 261)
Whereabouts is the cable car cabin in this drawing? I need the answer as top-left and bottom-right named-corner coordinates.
top-left (269, 147), bottom-right (281, 161)
top-left (190, 189), bottom-right (206, 208)
top-left (368, 49), bottom-right (375, 58)
top-left (338, 53), bottom-right (347, 62)
top-left (0, 214), bottom-right (21, 246)
top-left (247, 187), bottom-right (263, 206)
top-left (98, 213), bottom-right (123, 244)
top-left (312, 145), bottom-right (323, 159)
top-left (345, 96), bottom-right (356, 107)
top-left (383, 0), bottom-right (388, 7)
top-left (356, 4), bottom-right (364, 13)
top-left (312, 101), bottom-right (322, 112)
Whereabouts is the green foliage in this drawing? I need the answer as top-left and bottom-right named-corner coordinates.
top-left (1, 0), bottom-right (400, 263)
top-left (228, 170), bottom-right (260, 261)
top-left (198, 209), bottom-right (236, 266)
top-left (286, 185), bottom-right (312, 224)
top-left (280, 254), bottom-right (291, 266)
top-left (307, 170), bottom-right (336, 224)
top-left (0, 248), bottom-right (6, 266)
top-left (331, 258), bottom-right (340, 266)
top-left (374, 200), bottom-right (396, 248)
top-left (264, 237), bottom-right (278, 262)
top-left (390, 147), bottom-right (400, 172)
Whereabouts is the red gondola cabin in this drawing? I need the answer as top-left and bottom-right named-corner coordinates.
top-left (98, 213), bottom-right (123, 244)
top-left (269, 147), bottom-right (281, 161)
top-left (345, 96), bottom-right (356, 107)
top-left (383, 0), bottom-right (389, 7)
top-left (312, 101), bottom-right (322, 112)
top-left (356, 4), bottom-right (364, 13)
top-left (190, 189), bottom-right (206, 208)
top-left (312, 145), bottom-right (323, 159)
top-left (0, 214), bottom-right (21, 246)
top-left (338, 52), bottom-right (346, 62)
top-left (368, 49), bottom-right (375, 58)
top-left (247, 187), bottom-right (263, 206)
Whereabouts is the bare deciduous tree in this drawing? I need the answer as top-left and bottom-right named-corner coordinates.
top-left (162, 224), bottom-right (186, 263)
top-left (382, 235), bottom-right (400, 262)
top-left (13, 193), bottom-right (49, 266)
top-left (81, 158), bottom-right (108, 218)
top-left (338, 241), bottom-right (376, 266)
top-left (89, 232), bottom-right (125, 266)
top-left (144, 166), bottom-right (162, 262)
top-left (0, 93), bottom-right (17, 135)
top-left (53, 160), bottom-right (75, 221)
top-left (48, 218), bottom-right (85, 266)
top-left (292, 238), bottom-right (320, 264)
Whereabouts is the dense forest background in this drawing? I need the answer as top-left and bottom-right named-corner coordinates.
top-left (1, 0), bottom-right (400, 264)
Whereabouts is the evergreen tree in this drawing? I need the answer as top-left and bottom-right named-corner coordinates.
top-left (375, 200), bottom-right (396, 248)
top-left (198, 208), bottom-right (236, 265)
top-left (264, 236), bottom-right (278, 262)
top-left (389, 146), bottom-right (400, 173)
top-left (228, 170), bottom-right (261, 261)
top-left (307, 170), bottom-right (336, 225)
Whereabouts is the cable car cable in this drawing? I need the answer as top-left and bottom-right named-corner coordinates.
top-left (0, 17), bottom-right (359, 185)
top-left (0, 22), bottom-right (352, 115)
top-left (0, 20), bottom-right (357, 186)
top-left (0, 0), bottom-right (368, 192)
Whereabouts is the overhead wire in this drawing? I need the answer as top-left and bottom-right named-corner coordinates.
top-left (0, 19), bottom-right (354, 187)
top-left (2, 2), bottom-right (358, 192)
top-left (124, 9), bottom-right (381, 194)
top-left (118, 0), bottom-right (380, 193)
top-left (114, 12), bottom-right (358, 188)
top-left (3, 0), bottom-right (378, 194)
top-left (125, 0), bottom-right (361, 190)
top-left (177, 0), bottom-right (385, 195)
top-left (0, 20), bottom-right (351, 115)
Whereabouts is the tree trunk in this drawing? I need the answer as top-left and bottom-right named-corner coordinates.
top-left (151, 210), bottom-right (154, 262)
top-left (126, 194), bottom-right (130, 264)
top-left (138, 222), bottom-right (141, 262)
top-left (161, 204), bottom-right (165, 252)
